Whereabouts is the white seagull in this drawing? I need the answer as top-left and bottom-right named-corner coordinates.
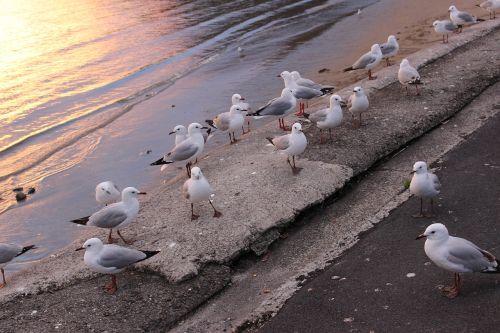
top-left (477, 0), bottom-right (500, 19)
top-left (266, 122), bottom-right (308, 174)
top-left (398, 58), bottom-right (422, 95)
top-left (248, 87), bottom-right (297, 131)
top-left (95, 181), bottom-right (121, 206)
top-left (343, 44), bottom-right (382, 80)
top-left (71, 187), bottom-right (146, 244)
top-left (449, 5), bottom-right (483, 32)
top-left (151, 122), bottom-right (209, 177)
top-left (206, 105), bottom-right (247, 144)
top-left (380, 35), bottom-right (399, 66)
top-left (409, 161), bottom-right (441, 217)
top-left (432, 20), bottom-right (458, 43)
top-left (232, 93), bottom-right (251, 132)
top-left (347, 86), bottom-right (369, 128)
top-left (416, 223), bottom-right (500, 298)
top-left (182, 166), bottom-right (222, 221)
top-left (169, 125), bottom-right (188, 146)
top-left (77, 238), bottom-right (159, 294)
top-left (0, 243), bottom-right (35, 288)
top-left (289, 71), bottom-right (335, 116)
top-left (303, 94), bottom-right (345, 143)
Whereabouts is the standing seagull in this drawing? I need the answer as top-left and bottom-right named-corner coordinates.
top-left (343, 44), bottom-right (382, 80)
top-left (0, 243), bottom-right (35, 288)
top-left (409, 161), bottom-right (441, 218)
top-left (232, 94), bottom-right (251, 133)
top-left (416, 223), bottom-right (500, 298)
top-left (267, 122), bottom-right (307, 175)
top-left (303, 94), bottom-right (345, 143)
top-left (289, 71), bottom-right (335, 116)
top-left (432, 20), bottom-right (458, 43)
top-left (169, 125), bottom-right (188, 145)
top-left (95, 181), bottom-right (121, 206)
top-left (182, 166), bottom-right (222, 220)
top-left (347, 86), bottom-right (369, 128)
top-left (151, 123), bottom-right (209, 177)
top-left (449, 5), bottom-right (484, 32)
top-left (477, 0), bottom-right (500, 19)
top-left (70, 187), bottom-right (146, 244)
top-left (380, 35), bottom-right (399, 66)
top-left (248, 88), bottom-right (297, 131)
top-left (398, 58), bottom-right (422, 95)
top-left (206, 105), bottom-right (246, 144)
top-left (77, 238), bottom-right (159, 294)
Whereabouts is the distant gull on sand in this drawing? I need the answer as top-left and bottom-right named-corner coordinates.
top-left (206, 105), bottom-right (247, 144)
top-left (398, 58), bottom-right (422, 95)
top-left (449, 5), bottom-right (484, 32)
top-left (416, 223), bottom-right (500, 298)
top-left (477, 0), bottom-right (500, 19)
top-left (380, 35), bottom-right (399, 66)
top-left (182, 166), bottom-right (222, 220)
top-left (432, 20), bottom-right (458, 43)
top-left (0, 243), bottom-right (35, 288)
top-left (409, 161), bottom-right (440, 218)
top-left (169, 125), bottom-right (188, 145)
top-left (96, 181), bottom-right (120, 206)
top-left (232, 93), bottom-right (251, 132)
top-left (71, 187), bottom-right (146, 244)
top-left (304, 94), bottom-right (345, 143)
top-left (248, 88), bottom-right (297, 131)
top-left (344, 44), bottom-right (382, 80)
top-left (77, 238), bottom-right (159, 294)
top-left (151, 123), bottom-right (209, 177)
top-left (347, 86), bottom-right (369, 128)
top-left (267, 122), bottom-right (307, 175)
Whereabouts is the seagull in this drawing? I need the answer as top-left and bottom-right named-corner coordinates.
top-left (303, 94), bottom-right (345, 143)
top-left (290, 71), bottom-right (335, 116)
top-left (169, 125), bottom-right (187, 146)
top-left (266, 122), bottom-right (307, 175)
top-left (449, 5), bottom-right (484, 32)
top-left (380, 35), bottom-right (399, 66)
top-left (206, 105), bottom-right (247, 144)
top-left (95, 181), bottom-right (121, 206)
top-left (247, 87), bottom-right (297, 131)
top-left (76, 238), bottom-right (159, 294)
top-left (416, 223), bottom-right (500, 298)
top-left (343, 44), bottom-right (382, 80)
top-left (432, 20), bottom-right (459, 43)
top-left (182, 166), bottom-right (222, 221)
top-left (398, 58), bottom-right (422, 95)
top-left (0, 243), bottom-right (35, 288)
top-left (232, 93), bottom-right (251, 132)
top-left (70, 187), bottom-right (146, 244)
top-left (409, 161), bottom-right (441, 218)
top-left (151, 123), bottom-right (209, 177)
top-left (477, 0), bottom-right (500, 19)
top-left (347, 86), bottom-right (369, 128)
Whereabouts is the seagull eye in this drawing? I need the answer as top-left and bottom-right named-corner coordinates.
top-left (431, 231), bottom-right (435, 234)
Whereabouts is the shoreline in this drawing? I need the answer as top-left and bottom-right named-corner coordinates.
top-left (0, 12), bottom-right (499, 333)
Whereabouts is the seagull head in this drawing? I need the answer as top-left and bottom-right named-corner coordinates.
top-left (77, 237), bottom-right (103, 252)
top-left (290, 71), bottom-right (301, 80)
top-left (448, 5), bottom-right (457, 12)
top-left (169, 125), bottom-right (187, 136)
top-left (416, 223), bottom-right (449, 240)
top-left (291, 122), bottom-right (302, 133)
top-left (330, 94), bottom-right (344, 107)
top-left (230, 105), bottom-right (245, 114)
top-left (400, 58), bottom-right (410, 67)
top-left (190, 166), bottom-right (203, 180)
top-left (232, 93), bottom-right (244, 104)
top-left (432, 20), bottom-right (440, 28)
top-left (411, 161), bottom-right (428, 175)
top-left (353, 86), bottom-right (364, 95)
top-left (188, 122), bottom-right (209, 134)
top-left (371, 44), bottom-right (381, 54)
top-left (388, 35), bottom-right (397, 43)
top-left (122, 187), bottom-right (147, 200)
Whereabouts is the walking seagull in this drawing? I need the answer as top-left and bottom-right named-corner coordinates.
top-left (266, 123), bottom-right (307, 174)
top-left (409, 161), bottom-right (440, 217)
top-left (182, 166), bottom-right (222, 220)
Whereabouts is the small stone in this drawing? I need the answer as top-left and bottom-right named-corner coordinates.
top-left (15, 192), bottom-right (27, 202)
top-left (343, 317), bottom-right (354, 323)
top-left (12, 187), bottom-right (23, 192)
top-left (406, 273), bottom-right (416, 278)
top-left (27, 187), bottom-right (36, 194)
top-left (331, 275), bottom-right (341, 280)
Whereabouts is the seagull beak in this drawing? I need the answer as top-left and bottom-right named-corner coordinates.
top-left (410, 170), bottom-right (415, 174)
top-left (75, 247), bottom-right (85, 251)
top-left (415, 234), bottom-right (426, 240)
top-left (168, 131), bottom-right (175, 135)
top-left (276, 74), bottom-right (281, 77)
top-left (240, 97), bottom-right (245, 100)
top-left (138, 192), bottom-right (147, 195)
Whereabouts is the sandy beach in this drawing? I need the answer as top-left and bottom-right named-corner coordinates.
top-left (0, 1), bottom-right (499, 332)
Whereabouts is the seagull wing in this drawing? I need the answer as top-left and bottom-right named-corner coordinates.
top-left (98, 245), bottom-right (146, 269)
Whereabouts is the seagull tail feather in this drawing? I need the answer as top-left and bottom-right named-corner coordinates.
top-left (150, 157), bottom-right (170, 166)
top-left (343, 66), bottom-right (354, 72)
top-left (17, 245), bottom-right (36, 257)
top-left (205, 119), bottom-right (217, 129)
top-left (139, 250), bottom-right (160, 262)
top-left (266, 137), bottom-right (275, 145)
top-left (70, 216), bottom-right (90, 225)
top-left (320, 87), bottom-right (335, 95)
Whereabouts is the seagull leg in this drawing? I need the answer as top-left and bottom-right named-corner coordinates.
top-left (282, 120), bottom-right (291, 131)
top-left (426, 198), bottom-right (436, 218)
top-left (443, 273), bottom-right (460, 298)
top-left (209, 201), bottom-right (223, 218)
top-left (0, 268), bottom-right (6, 288)
top-left (191, 203), bottom-right (199, 221)
top-left (368, 69), bottom-right (377, 80)
top-left (386, 58), bottom-right (390, 66)
top-left (295, 102), bottom-right (304, 116)
top-left (232, 132), bottom-right (238, 143)
top-left (247, 120), bottom-right (251, 133)
top-left (415, 84), bottom-right (420, 96)
top-left (228, 133), bottom-right (233, 144)
top-left (291, 155), bottom-right (303, 175)
top-left (412, 198), bottom-right (425, 218)
top-left (186, 162), bottom-right (192, 178)
top-left (104, 274), bottom-right (118, 294)
top-left (117, 230), bottom-right (133, 245)
top-left (319, 130), bottom-right (325, 144)
top-left (107, 229), bottom-right (114, 244)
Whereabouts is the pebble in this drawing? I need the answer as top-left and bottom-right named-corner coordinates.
top-left (15, 192), bottom-right (27, 202)
top-left (406, 272), bottom-right (416, 278)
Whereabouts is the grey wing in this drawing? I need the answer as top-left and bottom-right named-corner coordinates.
top-left (97, 246), bottom-right (145, 269)
top-left (272, 134), bottom-right (291, 150)
top-left (309, 108), bottom-right (328, 123)
top-left (352, 52), bottom-right (376, 69)
top-left (380, 43), bottom-right (397, 56)
top-left (294, 86), bottom-right (322, 100)
top-left (169, 140), bottom-right (198, 161)
top-left (0, 244), bottom-right (21, 264)
top-left (458, 11), bottom-right (474, 22)
top-left (447, 237), bottom-right (493, 272)
top-left (430, 173), bottom-right (441, 191)
top-left (258, 97), bottom-right (293, 116)
top-left (89, 206), bottom-right (128, 228)
top-left (297, 78), bottom-right (321, 90)
top-left (444, 21), bottom-right (458, 32)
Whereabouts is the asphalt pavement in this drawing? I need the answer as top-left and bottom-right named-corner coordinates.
top-left (258, 110), bottom-right (500, 332)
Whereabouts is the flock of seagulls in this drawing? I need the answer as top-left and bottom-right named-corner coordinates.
top-left (0, 4), bottom-right (497, 297)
